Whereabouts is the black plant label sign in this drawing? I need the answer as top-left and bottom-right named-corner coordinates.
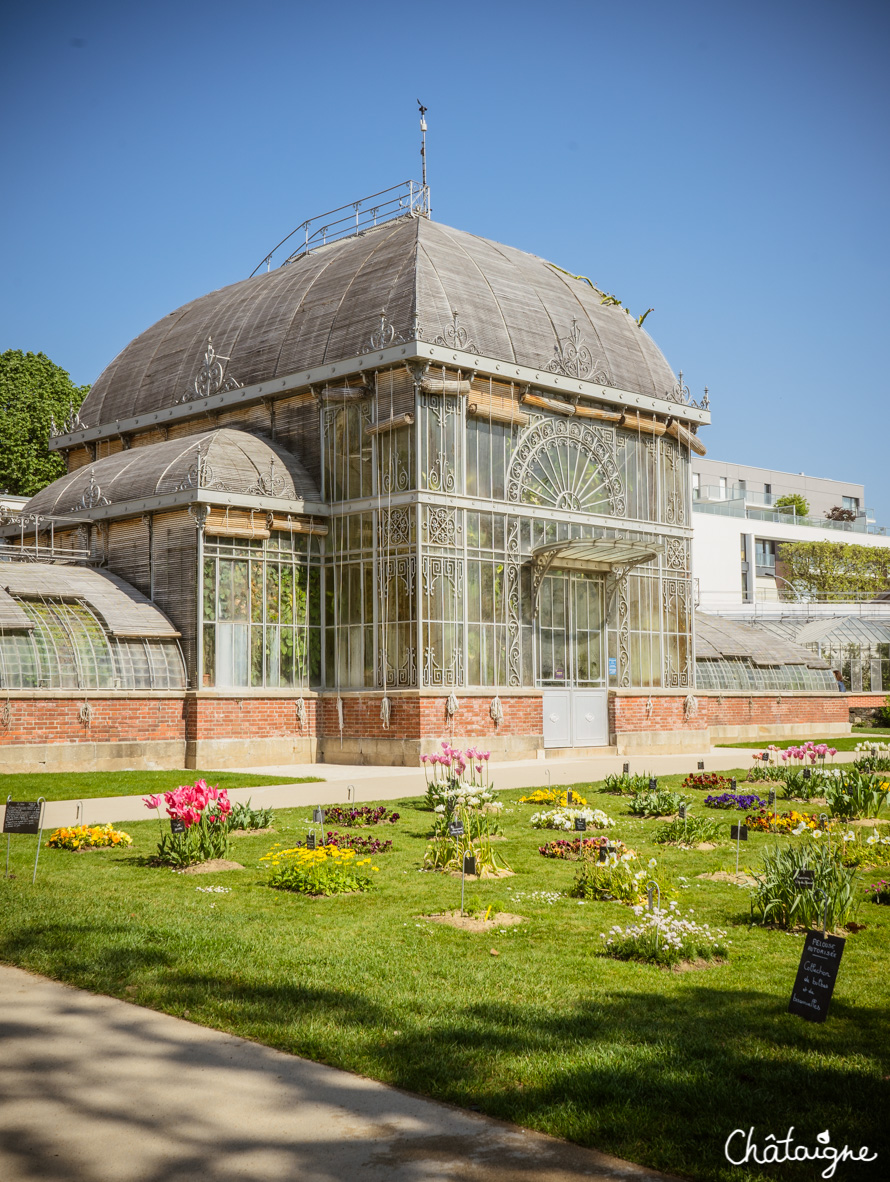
top-left (169, 817), bottom-right (186, 835)
top-left (622, 763), bottom-right (630, 774)
top-left (463, 853), bottom-right (476, 877)
top-left (306, 831), bottom-right (317, 850)
top-left (648, 778), bottom-right (658, 791)
top-left (803, 768), bottom-right (812, 780)
top-left (3, 801), bottom-right (42, 835)
top-left (313, 807), bottom-right (325, 824)
top-left (448, 820), bottom-right (465, 838)
top-left (789, 930), bottom-right (845, 1023)
top-left (730, 825), bottom-right (748, 841)
top-left (768, 790), bottom-right (776, 805)
top-left (574, 817), bottom-right (587, 832)
top-left (566, 790), bottom-right (574, 804)
top-left (794, 869), bottom-right (815, 889)
top-left (679, 805), bottom-right (687, 820)
top-left (697, 761), bottom-right (705, 770)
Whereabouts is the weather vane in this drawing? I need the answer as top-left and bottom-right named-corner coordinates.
top-left (418, 100), bottom-right (429, 201)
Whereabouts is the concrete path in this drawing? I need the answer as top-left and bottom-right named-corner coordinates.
top-left (0, 964), bottom-right (680, 1182)
top-left (1, 746), bottom-right (866, 828)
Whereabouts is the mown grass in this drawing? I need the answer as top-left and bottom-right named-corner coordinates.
top-left (716, 736), bottom-right (882, 752)
top-left (2, 769), bottom-right (888, 1182)
top-left (0, 769), bottom-right (322, 802)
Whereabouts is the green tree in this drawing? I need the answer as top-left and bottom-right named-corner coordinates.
top-left (0, 351), bottom-right (89, 498)
top-left (778, 540), bottom-right (890, 600)
top-left (774, 492), bottom-right (810, 518)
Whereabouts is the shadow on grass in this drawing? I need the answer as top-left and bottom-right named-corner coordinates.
top-left (2, 918), bottom-right (887, 1182)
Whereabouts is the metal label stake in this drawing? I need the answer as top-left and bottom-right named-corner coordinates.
top-left (646, 880), bottom-right (661, 952)
top-left (730, 824), bottom-right (748, 875)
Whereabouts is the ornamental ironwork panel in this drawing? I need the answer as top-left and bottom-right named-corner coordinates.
top-left (506, 517), bottom-right (522, 688)
top-left (666, 538), bottom-right (689, 572)
top-left (378, 507), bottom-right (414, 549)
top-left (423, 635), bottom-right (464, 687)
top-left (423, 505), bottom-right (462, 547)
top-left (507, 417), bottom-right (625, 515)
top-left (421, 555), bottom-right (463, 598)
top-left (663, 577), bottom-right (692, 687)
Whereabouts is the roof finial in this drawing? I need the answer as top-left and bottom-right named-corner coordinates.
top-left (417, 100), bottom-right (430, 214)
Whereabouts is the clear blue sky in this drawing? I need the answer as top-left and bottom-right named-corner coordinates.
top-left (2, 0), bottom-right (888, 523)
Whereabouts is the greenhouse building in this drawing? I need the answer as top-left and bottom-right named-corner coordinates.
top-left (0, 196), bottom-right (863, 769)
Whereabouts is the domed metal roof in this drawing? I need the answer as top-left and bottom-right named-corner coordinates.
top-left (79, 217), bottom-right (680, 429)
top-left (26, 429), bottom-right (320, 517)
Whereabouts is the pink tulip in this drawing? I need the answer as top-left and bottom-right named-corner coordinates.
top-left (143, 794), bottom-right (161, 810)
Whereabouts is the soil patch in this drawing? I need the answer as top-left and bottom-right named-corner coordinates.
top-left (228, 827), bottom-right (275, 837)
top-left (661, 957), bottom-right (728, 973)
top-left (850, 817), bottom-right (887, 827)
top-left (447, 868), bottom-right (514, 880)
top-left (179, 859), bottom-right (245, 875)
top-left (425, 911), bottom-right (524, 932)
top-left (698, 870), bottom-right (756, 887)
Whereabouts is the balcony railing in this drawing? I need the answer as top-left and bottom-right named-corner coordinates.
top-left (692, 487), bottom-right (881, 533)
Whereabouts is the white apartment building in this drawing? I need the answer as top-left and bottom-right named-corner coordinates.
top-left (691, 458), bottom-right (890, 692)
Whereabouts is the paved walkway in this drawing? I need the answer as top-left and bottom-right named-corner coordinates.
top-left (2, 746), bottom-right (866, 828)
top-left (0, 964), bottom-right (680, 1182)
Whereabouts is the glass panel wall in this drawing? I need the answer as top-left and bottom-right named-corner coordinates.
top-left (203, 532), bottom-right (321, 689)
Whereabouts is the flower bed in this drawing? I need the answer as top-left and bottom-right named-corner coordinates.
top-left (538, 836), bottom-right (628, 860)
top-left (520, 788), bottom-right (588, 807)
top-left (629, 789), bottom-right (689, 817)
top-left (320, 832), bottom-right (393, 854)
top-left (704, 792), bottom-right (766, 811)
top-left (144, 780), bottom-right (232, 867)
top-left (46, 824), bottom-right (132, 851)
top-left (653, 815), bottom-right (721, 846)
top-left (567, 850), bottom-right (669, 907)
top-left (750, 840), bottom-right (858, 929)
top-left (865, 879), bottom-right (890, 905)
top-left (529, 807), bottom-right (614, 831)
top-left (322, 805), bottom-right (400, 827)
top-left (681, 773), bottom-right (731, 792)
top-left (600, 903), bottom-right (728, 967)
top-left (261, 844), bottom-right (379, 895)
top-left (744, 808), bottom-right (822, 834)
top-left (602, 772), bottom-right (653, 795)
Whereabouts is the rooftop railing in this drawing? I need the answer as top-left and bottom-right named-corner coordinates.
top-left (251, 181), bottom-right (431, 277)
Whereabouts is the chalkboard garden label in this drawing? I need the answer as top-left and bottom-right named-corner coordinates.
top-left (730, 825), bottom-right (748, 841)
top-left (3, 801), bottom-right (42, 835)
top-left (169, 817), bottom-right (186, 834)
top-left (794, 869), bottom-right (815, 889)
top-left (448, 820), bottom-right (465, 838)
top-left (463, 852), bottom-right (477, 877)
top-left (306, 831), bottom-right (317, 850)
top-left (789, 930), bottom-right (846, 1023)
top-left (574, 816), bottom-right (587, 832)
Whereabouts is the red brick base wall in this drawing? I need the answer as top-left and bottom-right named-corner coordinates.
top-left (0, 697), bottom-right (186, 747)
top-left (610, 692), bottom-right (851, 735)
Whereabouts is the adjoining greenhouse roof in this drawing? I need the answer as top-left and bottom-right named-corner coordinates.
top-left (695, 612), bottom-right (829, 668)
top-left (23, 429), bottom-right (321, 521)
top-left (0, 562), bottom-right (180, 638)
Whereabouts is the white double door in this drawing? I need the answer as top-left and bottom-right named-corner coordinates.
top-left (538, 571), bottom-right (609, 748)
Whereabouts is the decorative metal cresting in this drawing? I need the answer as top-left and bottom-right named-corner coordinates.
top-left (246, 459), bottom-right (287, 498)
top-left (434, 309), bottom-right (477, 352)
top-left (362, 310), bottom-right (405, 354)
top-left (50, 400), bottom-right (86, 439)
top-left (665, 371), bottom-right (709, 410)
top-left (69, 473), bottom-right (110, 512)
top-left (176, 337), bottom-right (242, 405)
top-left (546, 318), bottom-right (612, 383)
top-left (176, 443), bottom-right (228, 492)
top-left (250, 180), bottom-right (431, 276)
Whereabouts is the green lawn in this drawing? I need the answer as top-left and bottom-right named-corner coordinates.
top-left (2, 771), bottom-right (887, 1182)
top-left (717, 736), bottom-right (885, 752)
top-left (0, 769), bottom-right (322, 802)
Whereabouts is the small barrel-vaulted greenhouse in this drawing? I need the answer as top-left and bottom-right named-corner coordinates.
top-left (1, 191), bottom-right (851, 770)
